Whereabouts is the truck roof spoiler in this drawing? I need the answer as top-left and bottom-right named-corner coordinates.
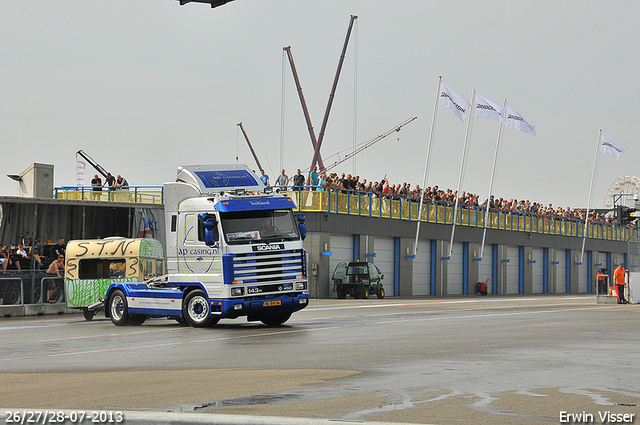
top-left (176, 164), bottom-right (263, 195)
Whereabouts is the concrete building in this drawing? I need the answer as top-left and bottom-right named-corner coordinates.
top-left (301, 209), bottom-right (635, 299)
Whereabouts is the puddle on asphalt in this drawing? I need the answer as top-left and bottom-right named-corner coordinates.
top-left (166, 393), bottom-right (303, 412)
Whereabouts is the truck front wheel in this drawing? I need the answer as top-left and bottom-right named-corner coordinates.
top-left (183, 289), bottom-right (213, 327)
top-left (260, 312), bottom-right (292, 326)
top-left (109, 289), bottom-right (130, 326)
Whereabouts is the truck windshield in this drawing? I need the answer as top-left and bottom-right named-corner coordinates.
top-left (220, 209), bottom-right (300, 244)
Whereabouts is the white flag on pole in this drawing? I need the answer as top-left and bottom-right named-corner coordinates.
top-left (504, 105), bottom-right (536, 136)
top-left (438, 82), bottom-right (470, 121)
top-left (474, 93), bottom-right (505, 123)
top-left (601, 134), bottom-right (625, 159)
top-left (76, 159), bottom-right (86, 186)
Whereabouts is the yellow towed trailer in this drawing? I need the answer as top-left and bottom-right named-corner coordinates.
top-left (64, 238), bottom-right (165, 320)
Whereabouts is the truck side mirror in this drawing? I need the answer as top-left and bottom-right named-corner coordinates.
top-left (199, 213), bottom-right (219, 247)
top-left (296, 214), bottom-right (306, 241)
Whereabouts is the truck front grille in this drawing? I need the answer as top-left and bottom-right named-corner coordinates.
top-left (232, 249), bottom-right (304, 284)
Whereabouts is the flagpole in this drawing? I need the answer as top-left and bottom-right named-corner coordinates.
top-left (448, 89), bottom-right (475, 259)
top-left (413, 76), bottom-right (442, 256)
top-left (479, 98), bottom-right (507, 261)
top-left (580, 129), bottom-right (602, 264)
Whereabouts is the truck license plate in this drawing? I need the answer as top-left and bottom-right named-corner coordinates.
top-left (263, 300), bottom-right (281, 307)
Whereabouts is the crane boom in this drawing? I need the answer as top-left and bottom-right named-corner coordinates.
top-left (283, 46), bottom-right (325, 170)
top-left (323, 117), bottom-right (417, 174)
top-left (237, 122), bottom-right (264, 173)
top-left (76, 150), bottom-right (109, 179)
top-left (309, 15), bottom-right (358, 173)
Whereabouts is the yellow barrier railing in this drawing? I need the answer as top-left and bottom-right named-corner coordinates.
top-left (285, 189), bottom-right (636, 242)
top-left (54, 186), bottom-right (164, 204)
top-left (55, 186), bottom-right (634, 241)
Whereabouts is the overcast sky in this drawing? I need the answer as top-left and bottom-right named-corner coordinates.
top-left (2, 1), bottom-right (639, 209)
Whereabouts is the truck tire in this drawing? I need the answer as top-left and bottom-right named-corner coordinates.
top-left (377, 287), bottom-right (385, 299)
top-left (260, 312), bottom-right (292, 326)
top-left (109, 289), bottom-right (130, 326)
top-left (128, 315), bottom-right (146, 326)
top-left (337, 287), bottom-right (347, 299)
top-left (174, 315), bottom-right (218, 326)
top-left (182, 289), bottom-right (213, 327)
top-left (83, 308), bottom-right (96, 321)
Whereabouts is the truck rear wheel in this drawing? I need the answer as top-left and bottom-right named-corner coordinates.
top-left (260, 312), bottom-right (291, 326)
top-left (182, 289), bottom-right (213, 327)
top-left (128, 315), bottom-right (146, 326)
top-left (109, 289), bottom-right (130, 326)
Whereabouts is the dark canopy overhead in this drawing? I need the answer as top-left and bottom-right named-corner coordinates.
top-left (178, 0), bottom-right (234, 8)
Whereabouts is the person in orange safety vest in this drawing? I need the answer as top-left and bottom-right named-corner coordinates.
top-left (596, 269), bottom-right (608, 295)
top-left (614, 264), bottom-right (628, 304)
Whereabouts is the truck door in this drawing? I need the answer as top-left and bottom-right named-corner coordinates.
top-left (177, 213), bottom-right (222, 289)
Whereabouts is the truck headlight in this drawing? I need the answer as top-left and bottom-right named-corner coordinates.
top-left (231, 287), bottom-right (244, 296)
top-left (295, 282), bottom-right (307, 291)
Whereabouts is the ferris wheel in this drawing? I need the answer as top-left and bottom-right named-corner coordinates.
top-left (603, 176), bottom-right (640, 208)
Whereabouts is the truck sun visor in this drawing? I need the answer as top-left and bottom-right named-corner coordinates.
top-left (214, 197), bottom-right (296, 212)
top-left (195, 170), bottom-right (259, 189)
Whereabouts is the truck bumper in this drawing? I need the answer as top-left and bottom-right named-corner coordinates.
top-left (215, 292), bottom-right (309, 318)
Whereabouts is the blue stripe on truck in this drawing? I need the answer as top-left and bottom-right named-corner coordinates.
top-left (223, 253), bottom-right (235, 284)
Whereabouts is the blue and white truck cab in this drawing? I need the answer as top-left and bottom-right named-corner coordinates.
top-left (104, 164), bottom-right (309, 327)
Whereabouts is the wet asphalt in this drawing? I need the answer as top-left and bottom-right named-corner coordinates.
top-left (0, 295), bottom-right (638, 424)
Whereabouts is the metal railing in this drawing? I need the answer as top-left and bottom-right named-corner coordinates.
top-left (284, 187), bottom-right (637, 242)
top-left (54, 186), bottom-right (164, 204)
top-left (0, 271), bottom-right (65, 306)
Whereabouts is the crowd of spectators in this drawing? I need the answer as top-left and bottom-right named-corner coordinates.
top-left (266, 168), bottom-right (628, 228)
top-left (0, 238), bottom-right (66, 274)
